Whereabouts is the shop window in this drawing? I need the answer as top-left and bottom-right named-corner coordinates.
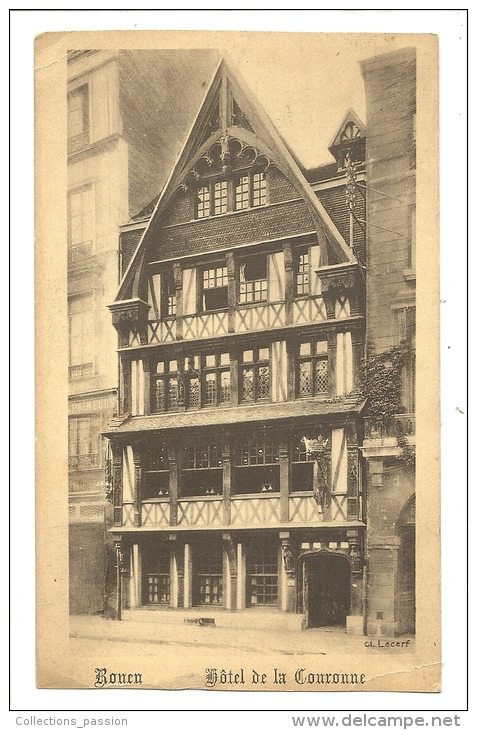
top-left (143, 442), bottom-right (169, 499)
top-left (234, 438), bottom-right (279, 494)
top-left (151, 358), bottom-right (183, 413)
top-left (202, 264), bottom-right (228, 311)
top-left (194, 544), bottom-right (223, 606)
top-left (290, 438), bottom-right (313, 493)
top-left (143, 543), bottom-right (170, 605)
top-left (181, 441), bottom-right (223, 496)
top-left (247, 542), bottom-right (279, 607)
top-left (296, 338), bottom-right (328, 398)
top-left (68, 84), bottom-right (89, 154)
top-left (240, 347), bottom-right (270, 403)
top-left (239, 254), bottom-right (268, 303)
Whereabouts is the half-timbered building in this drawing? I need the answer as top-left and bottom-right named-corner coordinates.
top-left (105, 59), bottom-right (369, 631)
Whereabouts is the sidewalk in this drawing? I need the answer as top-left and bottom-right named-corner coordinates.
top-left (69, 613), bottom-right (414, 656)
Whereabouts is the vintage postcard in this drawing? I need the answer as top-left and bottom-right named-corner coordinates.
top-left (35, 29), bottom-right (440, 693)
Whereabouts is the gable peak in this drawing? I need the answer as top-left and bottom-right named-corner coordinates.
top-left (328, 108), bottom-right (366, 168)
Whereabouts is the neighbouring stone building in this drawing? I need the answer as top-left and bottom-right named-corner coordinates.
top-left (67, 49), bottom-right (217, 614)
top-left (360, 48), bottom-right (416, 636)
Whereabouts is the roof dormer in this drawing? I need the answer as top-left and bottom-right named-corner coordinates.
top-left (328, 109), bottom-right (366, 170)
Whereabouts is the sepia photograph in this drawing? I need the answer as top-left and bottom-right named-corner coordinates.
top-left (32, 25), bottom-right (445, 699)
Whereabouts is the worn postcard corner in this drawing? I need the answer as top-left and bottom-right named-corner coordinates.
top-left (35, 29), bottom-right (440, 693)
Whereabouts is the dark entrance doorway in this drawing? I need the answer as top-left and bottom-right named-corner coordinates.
top-left (306, 552), bottom-right (351, 628)
top-left (396, 495), bottom-right (416, 635)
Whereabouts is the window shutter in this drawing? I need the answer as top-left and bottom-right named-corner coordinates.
top-left (309, 245), bottom-right (322, 296)
top-left (268, 251), bottom-right (285, 302)
top-left (183, 267), bottom-right (197, 315)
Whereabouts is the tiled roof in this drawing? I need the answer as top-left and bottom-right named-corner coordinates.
top-left (305, 162), bottom-right (340, 183)
top-left (104, 395), bottom-right (365, 436)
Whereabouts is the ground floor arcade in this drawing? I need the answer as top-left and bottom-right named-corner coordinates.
top-left (113, 526), bottom-right (365, 632)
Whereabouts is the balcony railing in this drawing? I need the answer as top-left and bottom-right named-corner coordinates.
top-left (69, 362), bottom-right (93, 379)
top-left (364, 414), bottom-right (415, 440)
top-left (68, 241), bottom-right (93, 265)
top-left (136, 492), bottom-right (354, 528)
top-left (69, 453), bottom-right (101, 470)
top-left (68, 131), bottom-right (90, 155)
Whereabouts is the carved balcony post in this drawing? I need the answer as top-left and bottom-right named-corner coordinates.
top-left (279, 439), bottom-right (290, 523)
top-left (280, 532), bottom-right (295, 612)
top-left (283, 241), bottom-right (294, 325)
top-left (132, 446), bottom-right (142, 528)
top-left (111, 442), bottom-right (123, 527)
top-left (222, 439), bottom-right (232, 525)
top-left (226, 251), bottom-right (236, 333)
top-left (173, 262), bottom-right (183, 340)
top-left (168, 440), bottom-right (179, 527)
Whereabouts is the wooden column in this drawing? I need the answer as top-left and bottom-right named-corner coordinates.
top-left (229, 344), bottom-right (239, 408)
top-left (168, 441), bottom-right (179, 527)
top-left (173, 261), bottom-right (183, 340)
top-left (222, 439), bottom-right (232, 525)
top-left (327, 328), bottom-right (337, 397)
top-left (280, 532), bottom-right (296, 613)
top-left (133, 447), bottom-right (142, 527)
top-left (226, 251), bottom-right (236, 333)
top-left (130, 543), bottom-right (141, 608)
top-left (112, 442), bottom-right (123, 527)
top-left (169, 534), bottom-right (179, 608)
top-left (142, 357), bottom-right (151, 416)
top-left (121, 357), bottom-right (132, 415)
top-left (223, 533), bottom-right (237, 611)
top-left (279, 439), bottom-right (290, 523)
top-left (236, 542), bottom-right (246, 610)
top-left (183, 543), bottom-right (192, 608)
top-left (283, 241), bottom-right (294, 325)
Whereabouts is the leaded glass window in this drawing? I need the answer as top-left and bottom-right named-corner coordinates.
top-left (240, 347), bottom-right (270, 403)
top-left (297, 338), bottom-right (328, 397)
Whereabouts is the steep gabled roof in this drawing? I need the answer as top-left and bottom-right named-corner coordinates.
top-left (116, 56), bottom-right (357, 302)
